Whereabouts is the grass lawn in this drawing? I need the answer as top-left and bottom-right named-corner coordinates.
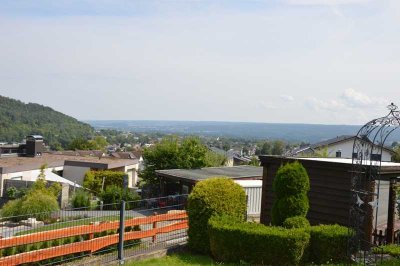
top-left (126, 252), bottom-right (235, 266)
top-left (16, 215), bottom-right (124, 235)
top-left (126, 252), bottom-right (400, 266)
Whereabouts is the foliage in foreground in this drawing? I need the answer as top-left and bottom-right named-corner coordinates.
top-left (282, 215), bottom-right (310, 229)
top-left (272, 161), bottom-right (310, 225)
top-left (308, 224), bottom-right (351, 264)
top-left (208, 214), bottom-right (351, 265)
top-left (187, 178), bottom-right (246, 254)
top-left (208, 215), bottom-right (310, 266)
top-left (373, 244), bottom-right (400, 257)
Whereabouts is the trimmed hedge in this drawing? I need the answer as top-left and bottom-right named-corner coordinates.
top-left (272, 161), bottom-right (310, 225)
top-left (208, 215), bottom-right (352, 265)
top-left (208, 215), bottom-right (310, 265)
top-left (283, 216), bottom-right (310, 229)
top-left (187, 178), bottom-right (246, 254)
top-left (308, 224), bottom-right (350, 264)
top-left (373, 244), bottom-right (400, 257)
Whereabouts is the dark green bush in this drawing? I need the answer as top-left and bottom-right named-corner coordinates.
top-left (3, 247), bottom-right (16, 256)
top-left (40, 241), bottom-right (50, 249)
top-left (308, 224), bottom-right (350, 264)
top-left (6, 186), bottom-right (26, 199)
top-left (71, 190), bottom-right (91, 208)
top-left (272, 161), bottom-right (310, 225)
top-left (283, 216), bottom-right (310, 229)
top-left (100, 185), bottom-right (140, 210)
top-left (208, 215), bottom-right (310, 265)
top-left (187, 178), bottom-right (246, 254)
top-left (272, 194), bottom-right (309, 226)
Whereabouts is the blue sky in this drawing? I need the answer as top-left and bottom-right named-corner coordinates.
top-left (0, 0), bottom-right (398, 124)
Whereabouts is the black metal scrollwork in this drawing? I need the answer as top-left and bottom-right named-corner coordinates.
top-left (349, 103), bottom-right (400, 257)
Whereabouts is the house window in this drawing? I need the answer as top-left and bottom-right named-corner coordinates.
top-left (182, 185), bottom-right (189, 195)
top-left (336, 150), bottom-right (342, 158)
top-left (371, 154), bottom-right (382, 161)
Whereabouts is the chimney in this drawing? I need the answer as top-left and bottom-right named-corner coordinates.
top-left (25, 135), bottom-right (44, 157)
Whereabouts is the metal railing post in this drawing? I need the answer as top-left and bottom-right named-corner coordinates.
top-left (118, 200), bottom-right (126, 264)
top-left (244, 195), bottom-right (248, 221)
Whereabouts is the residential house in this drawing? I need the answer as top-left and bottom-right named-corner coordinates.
top-left (288, 135), bottom-right (395, 161)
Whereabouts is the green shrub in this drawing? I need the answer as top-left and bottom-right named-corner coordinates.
top-left (71, 190), bottom-right (91, 208)
top-left (1, 191), bottom-right (59, 222)
top-left (283, 216), bottom-right (310, 229)
top-left (20, 193), bottom-right (59, 221)
top-left (63, 237), bottom-right (72, 245)
top-left (308, 224), bottom-right (350, 264)
top-left (208, 215), bottom-right (310, 265)
top-left (373, 244), bottom-right (400, 257)
top-left (40, 241), bottom-right (50, 249)
top-left (3, 247), bottom-right (16, 256)
top-left (187, 178), bottom-right (246, 254)
top-left (83, 170), bottom-right (125, 194)
top-left (1, 198), bottom-right (24, 221)
top-left (1, 172), bottom-right (60, 222)
top-left (100, 185), bottom-right (140, 210)
top-left (272, 161), bottom-right (310, 225)
top-left (6, 186), bottom-right (26, 199)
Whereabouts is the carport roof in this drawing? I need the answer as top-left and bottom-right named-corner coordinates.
top-left (156, 165), bottom-right (262, 182)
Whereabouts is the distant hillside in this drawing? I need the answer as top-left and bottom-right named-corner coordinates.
top-left (0, 95), bottom-right (94, 149)
top-left (87, 120), bottom-right (400, 144)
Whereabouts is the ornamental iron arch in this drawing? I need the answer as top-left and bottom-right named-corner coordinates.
top-left (349, 103), bottom-right (400, 257)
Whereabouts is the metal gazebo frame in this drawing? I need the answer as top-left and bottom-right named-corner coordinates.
top-left (349, 103), bottom-right (400, 257)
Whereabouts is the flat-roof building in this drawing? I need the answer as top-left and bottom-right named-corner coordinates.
top-left (0, 152), bottom-right (139, 198)
top-left (259, 156), bottom-right (400, 243)
top-left (156, 165), bottom-right (262, 195)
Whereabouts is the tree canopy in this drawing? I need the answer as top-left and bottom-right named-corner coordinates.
top-left (68, 136), bottom-right (108, 151)
top-left (140, 136), bottom-right (225, 185)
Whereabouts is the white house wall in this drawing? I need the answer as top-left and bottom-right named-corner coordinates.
top-left (243, 186), bottom-right (263, 216)
top-left (375, 181), bottom-right (390, 227)
top-left (324, 141), bottom-right (392, 161)
top-left (124, 164), bottom-right (139, 188)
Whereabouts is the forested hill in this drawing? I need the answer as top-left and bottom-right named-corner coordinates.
top-left (0, 95), bottom-right (94, 149)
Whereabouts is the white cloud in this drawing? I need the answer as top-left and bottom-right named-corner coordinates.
top-left (280, 94), bottom-right (295, 102)
top-left (308, 88), bottom-right (388, 112)
top-left (256, 101), bottom-right (278, 110)
top-left (306, 88), bottom-right (390, 123)
top-left (307, 97), bottom-right (345, 111)
top-left (340, 88), bottom-right (387, 108)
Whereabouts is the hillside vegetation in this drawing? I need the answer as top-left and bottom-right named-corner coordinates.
top-left (0, 95), bottom-right (94, 149)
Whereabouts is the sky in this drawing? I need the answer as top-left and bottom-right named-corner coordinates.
top-left (0, 0), bottom-right (399, 125)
